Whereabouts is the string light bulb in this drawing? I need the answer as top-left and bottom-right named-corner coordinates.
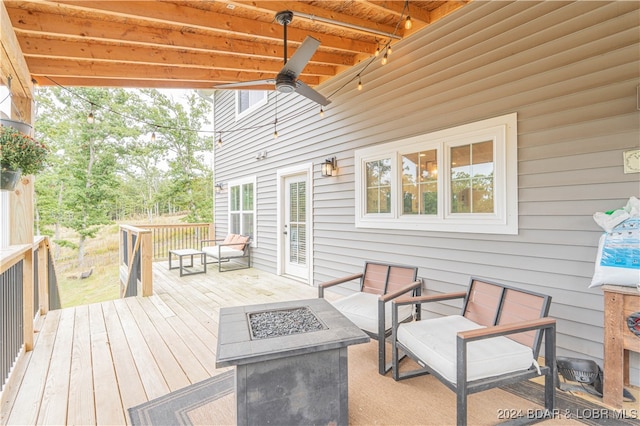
top-left (375, 45), bottom-right (380, 57)
top-left (151, 132), bottom-right (156, 142)
top-left (320, 107), bottom-right (325, 118)
top-left (387, 44), bottom-right (393, 56)
top-left (87, 112), bottom-right (94, 123)
top-left (358, 76), bottom-right (363, 91)
top-left (405, 16), bottom-right (412, 30)
top-left (273, 118), bottom-right (278, 139)
top-left (273, 129), bottom-right (278, 139)
top-left (382, 51), bottom-right (388, 65)
top-left (217, 135), bottom-right (223, 148)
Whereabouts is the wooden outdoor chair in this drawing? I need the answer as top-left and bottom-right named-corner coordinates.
top-left (201, 234), bottom-right (252, 272)
top-left (318, 262), bottom-right (422, 375)
top-left (391, 277), bottom-right (556, 426)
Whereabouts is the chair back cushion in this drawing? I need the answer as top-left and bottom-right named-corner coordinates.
top-left (229, 234), bottom-right (249, 250)
top-left (361, 262), bottom-right (418, 295)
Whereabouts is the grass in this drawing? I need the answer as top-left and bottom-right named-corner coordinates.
top-left (51, 214), bottom-right (187, 308)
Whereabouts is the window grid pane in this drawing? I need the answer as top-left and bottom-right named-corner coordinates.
top-left (366, 158), bottom-right (392, 214)
top-left (230, 181), bottom-right (255, 237)
top-left (450, 141), bottom-right (494, 214)
top-left (402, 150), bottom-right (437, 215)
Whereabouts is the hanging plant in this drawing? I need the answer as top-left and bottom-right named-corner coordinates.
top-left (0, 124), bottom-right (49, 175)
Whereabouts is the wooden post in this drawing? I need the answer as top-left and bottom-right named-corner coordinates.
top-left (602, 285), bottom-right (640, 409)
top-left (22, 246), bottom-right (34, 351)
top-left (208, 222), bottom-right (215, 241)
top-left (140, 230), bottom-right (153, 296)
top-left (37, 239), bottom-right (50, 315)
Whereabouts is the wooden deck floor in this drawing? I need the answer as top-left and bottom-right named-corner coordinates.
top-left (1, 262), bottom-right (322, 425)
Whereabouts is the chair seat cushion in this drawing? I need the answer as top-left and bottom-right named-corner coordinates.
top-left (332, 292), bottom-right (413, 335)
top-left (397, 315), bottom-right (534, 383)
top-left (202, 245), bottom-right (245, 259)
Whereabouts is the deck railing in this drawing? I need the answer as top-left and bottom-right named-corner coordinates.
top-left (119, 225), bottom-right (152, 298)
top-left (0, 237), bottom-right (60, 394)
top-left (118, 223), bottom-right (214, 299)
top-left (142, 223), bottom-right (215, 261)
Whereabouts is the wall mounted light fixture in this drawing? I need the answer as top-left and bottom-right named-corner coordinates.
top-left (215, 183), bottom-right (224, 193)
top-left (321, 157), bottom-right (337, 177)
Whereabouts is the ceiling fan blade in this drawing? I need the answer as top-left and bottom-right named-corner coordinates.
top-left (281, 36), bottom-right (320, 78)
top-left (214, 79), bottom-right (275, 89)
top-left (295, 80), bottom-right (331, 106)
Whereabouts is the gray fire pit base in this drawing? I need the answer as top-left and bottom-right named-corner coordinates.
top-left (236, 347), bottom-right (348, 426)
top-left (216, 298), bottom-right (369, 426)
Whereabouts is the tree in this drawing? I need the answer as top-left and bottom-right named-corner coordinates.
top-left (140, 90), bottom-right (213, 222)
top-left (35, 87), bottom-right (142, 266)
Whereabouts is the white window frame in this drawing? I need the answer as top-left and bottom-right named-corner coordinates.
top-left (227, 176), bottom-right (257, 245)
top-left (355, 113), bottom-right (518, 235)
top-left (235, 91), bottom-right (268, 121)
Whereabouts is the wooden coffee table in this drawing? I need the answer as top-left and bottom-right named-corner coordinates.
top-left (169, 248), bottom-right (207, 276)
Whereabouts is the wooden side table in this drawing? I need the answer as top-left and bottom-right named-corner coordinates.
top-left (602, 284), bottom-right (640, 408)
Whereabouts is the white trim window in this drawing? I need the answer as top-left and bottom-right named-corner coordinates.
top-left (355, 113), bottom-right (518, 234)
top-left (235, 91), bottom-right (267, 121)
top-left (228, 176), bottom-right (257, 243)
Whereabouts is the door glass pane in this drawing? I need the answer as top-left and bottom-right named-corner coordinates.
top-left (366, 158), bottom-right (391, 214)
top-left (289, 182), bottom-right (298, 221)
top-left (298, 181), bottom-right (306, 219)
top-left (288, 179), bottom-right (306, 265)
top-left (450, 141), bottom-right (494, 214)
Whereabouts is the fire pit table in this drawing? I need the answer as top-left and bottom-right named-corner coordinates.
top-left (216, 298), bottom-right (370, 426)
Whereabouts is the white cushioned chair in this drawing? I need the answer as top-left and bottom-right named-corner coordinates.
top-left (201, 234), bottom-right (251, 272)
top-left (318, 262), bottom-right (422, 375)
top-left (391, 277), bottom-right (556, 426)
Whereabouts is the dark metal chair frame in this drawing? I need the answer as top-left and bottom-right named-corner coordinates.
top-left (391, 277), bottom-right (556, 426)
top-left (318, 261), bottom-right (422, 375)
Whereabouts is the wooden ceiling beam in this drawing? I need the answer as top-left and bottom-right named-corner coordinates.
top-left (6, 6), bottom-right (361, 64)
top-left (26, 57), bottom-right (321, 86)
top-left (17, 35), bottom-right (337, 77)
top-left (230, 1), bottom-right (400, 38)
top-left (32, 76), bottom-right (224, 89)
top-left (32, 0), bottom-right (377, 54)
top-left (365, 1), bottom-right (432, 24)
top-left (16, 26), bottom-right (355, 66)
top-left (0, 1), bottom-right (32, 99)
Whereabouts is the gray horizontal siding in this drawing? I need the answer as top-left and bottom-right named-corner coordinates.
top-left (214, 1), bottom-right (640, 383)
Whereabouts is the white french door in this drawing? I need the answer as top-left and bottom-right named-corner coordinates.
top-left (283, 174), bottom-right (309, 280)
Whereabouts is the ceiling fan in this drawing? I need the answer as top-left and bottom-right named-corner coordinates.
top-left (214, 11), bottom-right (331, 106)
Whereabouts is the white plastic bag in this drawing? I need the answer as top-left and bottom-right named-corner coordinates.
top-left (590, 217), bottom-right (640, 288)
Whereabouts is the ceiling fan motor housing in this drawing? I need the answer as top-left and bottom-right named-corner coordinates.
top-left (275, 74), bottom-right (297, 93)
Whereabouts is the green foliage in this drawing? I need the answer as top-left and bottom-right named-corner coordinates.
top-left (53, 239), bottom-right (79, 250)
top-left (34, 87), bottom-right (214, 266)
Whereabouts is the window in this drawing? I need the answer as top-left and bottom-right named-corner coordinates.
top-left (355, 113), bottom-right (518, 234)
top-left (228, 176), bottom-right (256, 242)
top-left (235, 91), bottom-right (267, 120)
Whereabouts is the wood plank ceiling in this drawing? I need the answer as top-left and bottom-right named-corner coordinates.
top-left (4, 0), bottom-right (468, 90)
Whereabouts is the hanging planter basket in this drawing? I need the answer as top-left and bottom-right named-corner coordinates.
top-left (1, 165), bottom-right (22, 191)
top-left (0, 118), bottom-right (33, 136)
